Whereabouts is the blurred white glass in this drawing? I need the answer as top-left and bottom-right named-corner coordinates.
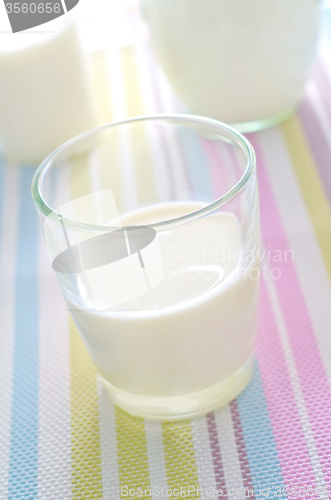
top-left (0, 15), bottom-right (95, 164)
top-left (141, 0), bottom-right (321, 132)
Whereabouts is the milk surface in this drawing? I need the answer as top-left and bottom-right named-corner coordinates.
top-left (142, 0), bottom-right (320, 126)
top-left (66, 202), bottom-right (259, 398)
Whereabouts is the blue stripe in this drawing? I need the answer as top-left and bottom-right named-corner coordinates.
top-left (178, 128), bottom-right (213, 202)
top-left (322, 6), bottom-right (331, 43)
top-left (0, 157), bottom-right (5, 240)
top-left (237, 362), bottom-right (285, 498)
top-left (8, 167), bottom-right (39, 500)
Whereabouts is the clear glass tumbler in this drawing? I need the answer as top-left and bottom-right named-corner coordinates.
top-left (32, 115), bottom-right (260, 420)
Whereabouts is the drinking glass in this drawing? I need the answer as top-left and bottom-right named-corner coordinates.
top-left (32, 115), bottom-right (260, 420)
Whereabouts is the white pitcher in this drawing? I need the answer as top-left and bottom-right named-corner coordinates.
top-left (141, 0), bottom-right (321, 132)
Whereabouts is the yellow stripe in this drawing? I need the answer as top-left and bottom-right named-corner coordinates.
top-left (91, 51), bottom-right (113, 126)
top-left (162, 421), bottom-right (200, 500)
top-left (98, 129), bottom-right (124, 214)
top-left (281, 116), bottom-right (331, 280)
top-left (115, 408), bottom-right (151, 499)
top-left (70, 153), bottom-right (93, 201)
top-left (68, 147), bottom-right (103, 497)
top-left (69, 316), bottom-right (103, 499)
top-left (120, 45), bottom-right (144, 117)
top-left (90, 51), bottom-right (123, 212)
top-left (120, 46), bottom-right (157, 205)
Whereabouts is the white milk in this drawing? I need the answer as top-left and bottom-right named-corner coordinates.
top-left (0, 17), bottom-right (95, 163)
top-left (65, 202), bottom-right (259, 417)
top-left (141, 0), bottom-right (320, 127)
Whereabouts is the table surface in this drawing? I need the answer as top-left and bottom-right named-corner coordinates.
top-left (1, 6), bottom-right (331, 500)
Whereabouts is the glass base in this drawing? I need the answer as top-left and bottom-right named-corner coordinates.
top-left (231, 107), bottom-right (295, 134)
top-left (101, 358), bottom-right (254, 421)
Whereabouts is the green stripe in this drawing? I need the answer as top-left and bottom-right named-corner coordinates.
top-left (162, 421), bottom-right (201, 500)
top-left (116, 408), bottom-right (151, 499)
top-left (69, 316), bottom-right (103, 499)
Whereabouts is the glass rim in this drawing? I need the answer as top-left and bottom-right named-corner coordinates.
top-left (31, 114), bottom-right (256, 231)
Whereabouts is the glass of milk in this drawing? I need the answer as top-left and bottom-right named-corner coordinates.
top-left (0, 15), bottom-right (95, 164)
top-left (141, 0), bottom-right (321, 132)
top-left (32, 115), bottom-right (260, 420)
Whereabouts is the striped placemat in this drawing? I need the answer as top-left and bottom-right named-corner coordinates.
top-left (1, 7), bottom-right (331, 500)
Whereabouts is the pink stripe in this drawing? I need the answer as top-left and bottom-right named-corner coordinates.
top-left (206, 413), bottom-right (228, 499)
top-left (250, 132), bottom-right (331, 484)
top-left (200, 140), bottom-right (242, 200)
top-left (201, 140), bottom-right (226, 200)
top-left (223, 142), bottom-right (243, 183)
top-left (229, 400), bottom-right (256, 499)
top-left (256, 278), bottom-right (316, 498)
top-left (299, 97), bottom-right (331, 205)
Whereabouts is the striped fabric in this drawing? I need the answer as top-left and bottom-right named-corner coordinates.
top-left (1, 8), bottom-right (331, 500)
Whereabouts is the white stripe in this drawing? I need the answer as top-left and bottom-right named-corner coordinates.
top-left (98, 380), bottom-right (121, 500)
top-left (0, 165), bottom-right (19, 499)
top-left (150, 55), bottom-right (191, 201)
top-left (214, 406), bottom-right (245, 500)
top-left (106, 49), bottom-right (126, 122)
top-left (89, 149), bottom-right (103, 199)
top-left (146, 119), bottom-right (173, 203)
top-left (191, 417), bottom-right (218, 497)
top-left (134, 41), bottom-right (173, 202)
top-left (106, 49), bottom-right (137, 212)
top-left (257, 127), bottom-right (331, 384)
top-left (144, 421), bottom-right (169, 500)
top-left (132, 39), bottom-right (157, 116)
top-left (152, 49), bottom-right (178, 115)
top-left (318, 36), bottom-right (331, 84)
top-left (264, 267), bottom-right (327, 499)
top-left (37, 224), bottom-right (72, 499)
top-left (147, 27), bottom-right (186, 116)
